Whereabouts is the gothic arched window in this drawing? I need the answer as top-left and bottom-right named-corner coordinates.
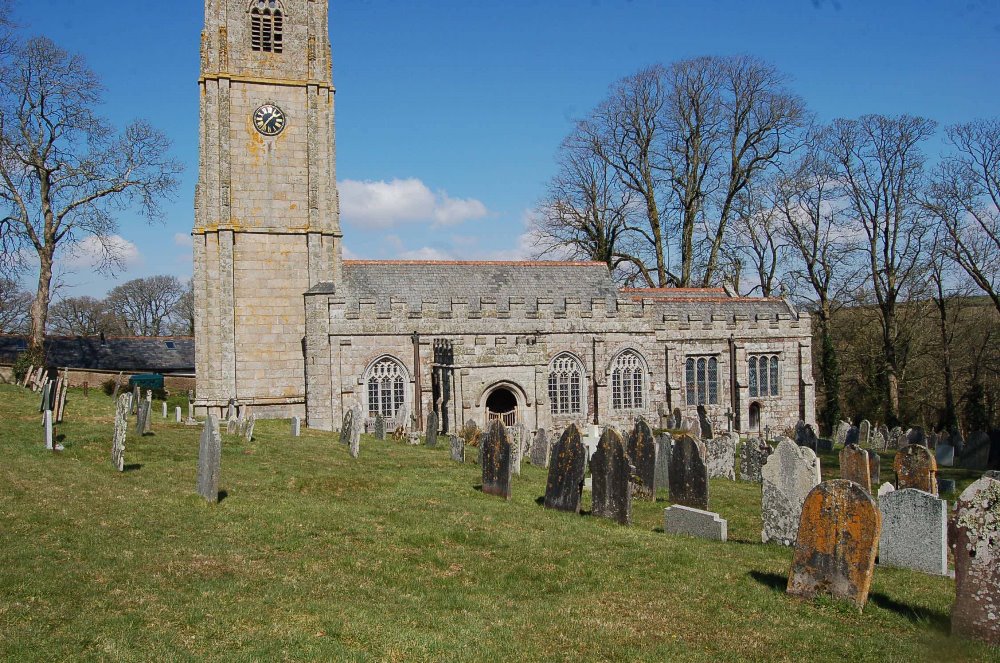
top-left (364, 356), bottom-right (407, 419)
top-left (548, 353), bottom-right (584, 415)
top-left (250, 0), bottom-right (284, 53)
top-left (685, 356), bottom-right (719, 405)
top-left (748, 354), bottom-right (780, 397)
top-left (611, 350), bottom-right (645, 410)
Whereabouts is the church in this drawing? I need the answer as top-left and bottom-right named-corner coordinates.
top-left (192, 0), bottom-right (816, 438)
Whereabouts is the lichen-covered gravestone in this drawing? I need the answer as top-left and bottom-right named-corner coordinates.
top-left (668, 435), bottom-right (709, 511)
top-left (951, 477), bottom-right (1000, 646)
top-left (761, 439), bottom-right (821, 545)
top-left (893, 444), bottom-right (938, 496)
top-left (654, 433), bottom-right (672, 493)
top-left (834, 421), bottom-right (850, 447)
top-left (425, 410), bottom-right (439, 447)
top-left (859, 420), bottom-right (871, 447)
top-left (449, 435), bottom-right (464, 463)
top-left (704, 433), bottom-right (736, 481)
top-left (111, 393), bottom-right (131, 472)
top-left (338, 408), bottom-right (355, 446)
top-left (135, 398), bottom-right (150, 435)
top-left (787, 480), bottom-right (881, 611)
top-left (243, 414), bottom-right (256, 442)
top-left (544, 424), bottom-right (587, 513)
top-left (196, 414), bottom-right (222, 503)
top-left (481, 419), bottom-right (513, 500)
top-left (627, 419), bottom-right (657, 499)
top-left (530, 428), bottom-right (549, 468)
top-left (590, 427), bottom-right (633, 525)
top-left (878, 488), bottom-right (947, 576)
top-left (740, 438), bottom-right (772, 483)
top-left (839, 444), bottom-right (872, 494)
top-left (374, 414), bottom-right (385, 441)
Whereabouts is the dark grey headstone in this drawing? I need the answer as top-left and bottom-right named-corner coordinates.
top-left (530, 428), bottom-right (550, 468)
top-left (135, 400), bottom-right (150, 435)
top-left (481, 420), bottom-right (512, 500)
top-left (907, 426), bottom-right (927, 447)
top-left (590, 427), bottom-right (633, 525)
top-left (449, 435), bottom-right (464, 462)
top-left (425, 410), bottom-right (439, 447)
top-left (961, 431), bottom-right (991, 471)
top-left (697, 405), bottom-right (714, 439)
top-left (374, 414), bottom-right (386, 441)
top-left (627, 419), bottom-right (657, 500)
top-left (544, 424), bottom-right (587, 513)
top-left (196, 415), bottom-right (222, 503)
top-left (936, 478), bottom-right (956, 494)
top-left (795, 421), bottom-right (818, 451)
top-left (739, 438), bottom-right (773, 483)
top-left (668, 436), bottom-right (709, 511)
top-left (39, 381), bottom-right (51, 413)
top-left (339, 408), bottom-right (355, 446)
top-left (817, 438), bottom-right (833, 453)
top-left (845, 426), bottom-right (860, 446)
top-left (654, 434), bottom-right (672, 493)
top-left (869, 450), bottom-right (881, 487)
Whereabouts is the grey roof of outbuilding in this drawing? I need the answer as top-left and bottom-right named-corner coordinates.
top-left (308, 260), bottom-right (620, 309)
top-left (0, 335), bottom-right (195, 372)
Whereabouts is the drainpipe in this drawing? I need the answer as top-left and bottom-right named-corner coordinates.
top-left (411, 331), bottom-right (422, 431)
top-left (729, 335), bottom-right (738, 432)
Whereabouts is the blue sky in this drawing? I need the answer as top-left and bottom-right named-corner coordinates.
top-left (9, 0), bottom-right (1000, 298)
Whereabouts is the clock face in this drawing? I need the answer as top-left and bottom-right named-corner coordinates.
top-left (253, 104), bottom-right (286, 136)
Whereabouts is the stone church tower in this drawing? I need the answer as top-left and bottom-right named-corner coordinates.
top-left (193, 0), bottom-right (341, 417)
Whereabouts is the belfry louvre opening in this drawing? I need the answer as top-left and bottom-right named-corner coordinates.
top-left (251, 0), bottom-right (283, 53)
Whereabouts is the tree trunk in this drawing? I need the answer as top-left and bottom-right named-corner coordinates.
top-left (642, 169), bottom-right (667, 287)
top-left (29, 248), bottom-right (54, 352)
top-left (881, 305), bottom-right (901, 426)
top-left (817, 304), bottom-right (840, 437)
top-left (934, 289), bottom-right (957, 431)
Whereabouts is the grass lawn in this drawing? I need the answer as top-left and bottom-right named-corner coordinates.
top-left (1, 384), bottom-right (997, 661)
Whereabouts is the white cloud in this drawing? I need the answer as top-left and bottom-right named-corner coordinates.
top-left (339, 178), bottom-right (488, 229)
top-left (173, 232), bottom-right (193, 247)
top-left (398, 246), bottom-right (454, 260)
top-left (62, 235), bottom-right (142, 270)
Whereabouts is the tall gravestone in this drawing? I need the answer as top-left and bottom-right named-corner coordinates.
top-left (795, 421), bottom-right (818, 451)
top-left (530, 428), bottom-right (550, 468)
top-left (449, 435), bottom-right (464, 463)
top-left (878, 488), bottom-right (947, 576)
top-left (339, 408), bottom-right (355, 446)
top-left (951, 477), bottom-right (1000, 646)
top-left (839, 444), bottom-right (872, 494)
top-left (627, 419), bottom-right (657, 500)
top-left (740, 438), bottom-right (772, 483)
top-left (859, 420), bottom-right (871, 447)
top-left (244, 414), bottom-right (256, 442)
top-left (291, 416), bottom-right (301, 437)
top-left (845, 426), bottom-right (860, 446)
top-left (654, 434), bottom-right (672, 494)
top-left (761, 439), bottom-right (822, 545)
top-left (544, 424), bottom-right (587, 513)
top-left (787, 480), bottom-right (881, 611)
top-left (111, 393), bottom-right (131, 472)
top-left (907, 426), bottom-right (927, 446)
top-left (696, 405), bottom-right (713, 439)
top-left (590, 427), bottom-right (633, 525)
top-left (668, 435), bottom-right (709, 511)
top-left (374, 414), bottom-right (385, 441)
top-left (481, 419), bottom-right (513, 500)
top-left (704, 433), bottom-right (736, 480)
top-left (196, 415), bottom-right (222, 503)
top-left (425, 410), bottom-right (439, 447)
top-left (961, 431), bottom-right (991, 471)
top-left (135, 399), bottom-right (150, 435)
top-left (894, 444), bottom-right (938, 495)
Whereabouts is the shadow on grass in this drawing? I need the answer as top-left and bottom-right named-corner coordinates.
top-left (123, 463), bottom-right (142, 472)
top-left (534, 496), bottom-right (544, 506)
top-left (749, 570), bottom-right (787, 593)
top-left (217, 490), bottom-right (228, 503)
top-left (868, 592), bottom-right (951, 633)
top-left (473, 484), bottom-right (483, 492)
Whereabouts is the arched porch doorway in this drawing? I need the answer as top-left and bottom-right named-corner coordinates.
top-left (486, 387), bottom-right (518, 426)
top-left (749, 402), bottom-right (762, 432)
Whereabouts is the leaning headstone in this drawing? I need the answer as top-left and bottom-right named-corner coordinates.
top-left (893, 444), bottom-right (938, 496)
top-left (373, 414), bottom-right (385, 441)
top-left (291, 416), bottom-right (301, 437)
top-left (425, 410), bottom-right (439, 448)
top-left (243, 414), bottom-right (256, 442)
top-left (480, 420), bottom-right (513, 500)
top-left (111, 393), bottom-right (131, 472)
top-left (868, 450), bottom-right (881, 488)
top-left (696, 405), bottom-right (713, 439)
top-left (196, 415), bottom-right (222, 503)
top-left (135, 399), bottom-right (150, 435)
top-left (39, 381), bottom-right (51, 413)
top-left (544, 424), bottom-right (587, 513)
top-left (590, 427), bottom-right (633, 525)
top-left (664, 505), bottom-right (727, 542)
top-left (43, 409), bottom-right (54, 450)
top-left (878, 488), bottom-right (948, 575)
top-left (22, 364), bottom-right (33, 388)
top-left (654, 433), bottom-right (672, 493)
top-left (530, 428), bottom-right (550, 468)
top-left (131, 386), bottom-right (140, 415)
top-left (761, 439), bottom-right (822, 546)
top-left (449, 435), bottom-right (464, 463)
top-left (951, 477), bottom-right (1000, 646)
top-left (740, 438), bottom-right (772, 483)
top-left (786, 480), bottom-right (880, 611)
top-left (935, 443), bottom-right (954, 468)
top-left (627, 419), bottom-right (657, 499)
top-left (54, 379), bottom-right (67, 423)
top-left (839, 444), bottom-right (872, 494)
top-left (668, 435), bottom-right (709, 511)
top-left (338, 408), bottom-right (355, 445)
top-left (704, 434), bottom-right (736, 481)
top-left (859, 420), bottom-right (871, 447)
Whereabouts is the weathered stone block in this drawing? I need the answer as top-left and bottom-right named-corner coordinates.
top-left (664, 505), bottom-right (727, 542)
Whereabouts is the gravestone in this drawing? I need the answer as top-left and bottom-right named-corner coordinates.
top-left (544, 424), bottom-right (587, 513)
top-left (510, 423), bottom-right (528, 475)
top-left (135, 399), bottom-right (150, 436)
top-left (39, 381), bottom-right (51, 413)
top-left (761, 439), bottom-right (822, 546)
top-left (834, 421), bottom-right (850, 447)
top-left (951, 477), bottom-right (1000, 646)
top-left (131, 386), bottom-right (140, 415)
top-left (186, 391), bottom-right (196, 425)
top-left (55, 379), bottom-right (67, 423)
top-left (243, 414), bottom-right (256, 442)
top-left (871, 431), bottom-right (886, 452)
top-left (859, 420), bottom-right (871, 447)
top-left (696, 405), bottom-right (713, 439)
top-left (938, 478), bottom-right (956, 494)
top-left (590, 427), bottom-right (633, 525)
top-left (948, 427), bottom-right (965, 456)
top-left (668, 435), bottom-right (709, 511)
top-left (787, 480), bottom-right (880, 611)
top-left (961, 431), bottom-right (991, 471)
top-left (739, 438), bottom-right (772, 483)
top-left (425, 410), bottom-right (439, 447)
top-left (196, 415), bottom-right (222, 503)
top-left (530, 428), bottom-right (550, 468)
top-left (627, 419), bottom-right (657, 499)
top-left (43, 409), bottom-right (53, 451)
top-left (935, 443), bottom-right (954, 468)
top-left (927, 431), bottom-right (938, 450)
top-left (795, 421), bottom-right (818, 451)
top-left (985, 470), bottom-right (1000, 480)
top-left (877, 482), bottom-right (895, 498)
top-left (111, 393), bottom-right (131, 472)
top-left (704, 433), bottom-right (736, 481)
top-left (481, 419), bottom-right (513, 500)
top-left (339, 408), bottom-right (355, 446)
top-left (175, 407), bottom-right (182, 423)
top-left (845, 426), bottom-right (859, 446)
top-left (162, 401), bottom-right (168, 419)
top-left (893, 444), bottom-right (938, 495)
top-left (839, 444), bottom-right (872, 494)
top-left (291, 416), bottom-right (301, 437)
top-left (22, 364), bottom-right (33, 388)
top-left (888, 427), bottom-right (904, 450)
top-left (664, 505), bottom-right (727, 542)
top-left (906, 426), bottom-right (926, 446)
top-left (449, 435), bottom-right (464, 463)
top-left (671, 408), bottom-right (682, 430)
top-left (878, 488), bottom-right (947, 576)
top-left (226, 418), bottom-right (238, 435)
top-left (374, 414), bottom-right (386, 441)
top-left (868, 450), bottom-right (881, 488)
top-left (680, 415), bottom-right (701, 439)
top-left (654, 434), bottom-right (672, 493)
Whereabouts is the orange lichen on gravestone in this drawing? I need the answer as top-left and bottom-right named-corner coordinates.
top-left (787, 479), bottom-right (881, 611)
top-left (893, 444), bottom-right (938, 495)
top-left (839, 444), bottom-right (872, 494)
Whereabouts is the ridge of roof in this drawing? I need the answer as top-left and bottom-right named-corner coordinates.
top-left (344, 260), bottom-right (608, 267)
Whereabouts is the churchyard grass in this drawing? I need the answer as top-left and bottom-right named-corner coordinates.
top-left (0, 384), bottom-right (996, 661)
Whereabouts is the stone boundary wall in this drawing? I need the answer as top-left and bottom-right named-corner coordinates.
top-left (0, 364), bottom-right (195, 393)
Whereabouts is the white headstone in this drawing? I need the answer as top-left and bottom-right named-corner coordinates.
top-left (175, 406), bottom-right (182, 423)
top-left (761, 439), bottom-right (821, 545)
top-left (878, 488), bottom-right (948, 576)
top-left (44, 410), bottom-right (53, 450)
top-left (162, 401), bottom-right (168, 418)
top-left (664, 505), bottom-right (727, 542)
top-left (292, 416), bottom-right (301, 437)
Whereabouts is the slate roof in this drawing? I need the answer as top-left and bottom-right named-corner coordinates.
top-left (309, 260), bottom-right (620, 309)
top-left (0, 335), bottom-right (195, 372)
top-left (622, 288), bottom-right (797, 318)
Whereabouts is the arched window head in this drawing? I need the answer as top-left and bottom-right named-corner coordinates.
top-left (250, 0), bottom-right (284, 53)
top-left (548, 353), bottom-right (584, 415)
top-left (611, 350), bottom-right (646, 411)
top-left (364, 356), bottom-right (407, 419)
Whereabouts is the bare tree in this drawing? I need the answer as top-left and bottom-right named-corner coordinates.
top-left (0, 277), bottom-right (31, 333)
top-left (47, 295), bottom-right (120, 336)
top-left (827, 114), bottom-right (936, 426)
top-left (0, 37), bottom-right (182, 351)
top-left (106, 275), bottom-right (186, 337)
top-left (926, 118), bottom-right (1000, 315)
top-left (171, 279), bottom-right (194, 336)
top-left (926, 229), bottom-right (969, 432)
top-left (727, 174), bottom-right (787, 297)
